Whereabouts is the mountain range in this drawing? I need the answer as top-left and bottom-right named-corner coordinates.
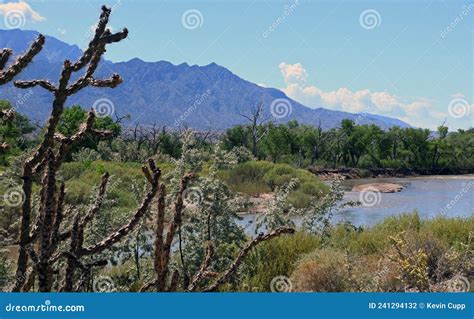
top-left (0, 29), bottom-right (410, 130)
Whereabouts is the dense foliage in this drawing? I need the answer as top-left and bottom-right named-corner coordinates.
top-left (1, 100), bottom-right (472, 293)
top-left (222, 120), bottom-right (474, 170)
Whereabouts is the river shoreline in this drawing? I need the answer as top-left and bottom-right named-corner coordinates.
top-left (308, 167), bottom-right (474, 180)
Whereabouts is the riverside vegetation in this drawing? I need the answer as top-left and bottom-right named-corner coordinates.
top-left (0, 6), bottom-right (472, 293)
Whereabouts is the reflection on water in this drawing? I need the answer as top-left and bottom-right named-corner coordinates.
top-left (239, 175), bottom-right (474, 233)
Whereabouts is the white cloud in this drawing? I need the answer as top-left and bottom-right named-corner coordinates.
top-left (0, 1), bottom-right (45, 23)
top-left (277, 62), bottom-right (462, 129)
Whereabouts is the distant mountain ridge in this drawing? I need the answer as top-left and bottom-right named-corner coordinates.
top-left (0, 29), bottom-right (411, 130)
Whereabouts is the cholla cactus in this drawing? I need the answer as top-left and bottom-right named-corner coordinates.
top-left (0, 34), bottom-right (45, 152)
top-left (5, 6), bottom-right (172, 293)
top-left (140, 137), bottom-right (295, 292)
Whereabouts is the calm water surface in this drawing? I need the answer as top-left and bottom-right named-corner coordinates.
top-left (239, 175), bottom-right (474, 232)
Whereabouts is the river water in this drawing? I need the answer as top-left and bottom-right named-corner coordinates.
top-left (239, 175), bottom-right (474, 232)
top-left (334, 175), bottom-right (474, 226)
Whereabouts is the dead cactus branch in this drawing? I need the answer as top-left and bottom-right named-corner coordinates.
top-left (11, 5), bottom-right (130, 292)
top-left (202, 226), bottom-right (295, 292)
top-left (0, 34), bottom-right (45, 85)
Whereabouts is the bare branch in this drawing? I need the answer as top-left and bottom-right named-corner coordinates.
top-left (0, 34), bottom-right (45, 85)
top-left (80, 162), bottom-right (161, 256)
top-left (187, 242), bottom-right (214, 291)
top-left (14, 79), bottom-right (57, 93)
top-left (203, 227), bottom-right (295, 292)
top-left (0, 48), bottom-right (12, 70)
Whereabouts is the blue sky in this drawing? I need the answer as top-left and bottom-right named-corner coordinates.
top-left (0, 0), bottom-right (472, 129)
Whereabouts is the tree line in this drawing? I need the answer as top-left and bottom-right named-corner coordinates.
top-left (2, 100), bottom-right (473, 172)
top-left (222, 119), bottom-right (474, 170)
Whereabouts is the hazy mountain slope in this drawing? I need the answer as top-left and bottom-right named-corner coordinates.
top-left (0, 29), bottom-right (411, 130)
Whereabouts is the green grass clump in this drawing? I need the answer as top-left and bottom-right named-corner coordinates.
top-left (219, 161), bottom-right (328, 208)
top-left (60, 160), bottom-right (173, 212)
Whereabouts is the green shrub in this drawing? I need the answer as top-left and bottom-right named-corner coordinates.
top-left (219, 161), bottom-right (328, 208)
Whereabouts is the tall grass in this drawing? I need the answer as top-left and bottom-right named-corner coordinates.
top-left (233, 213), bottom-right (474, 292)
